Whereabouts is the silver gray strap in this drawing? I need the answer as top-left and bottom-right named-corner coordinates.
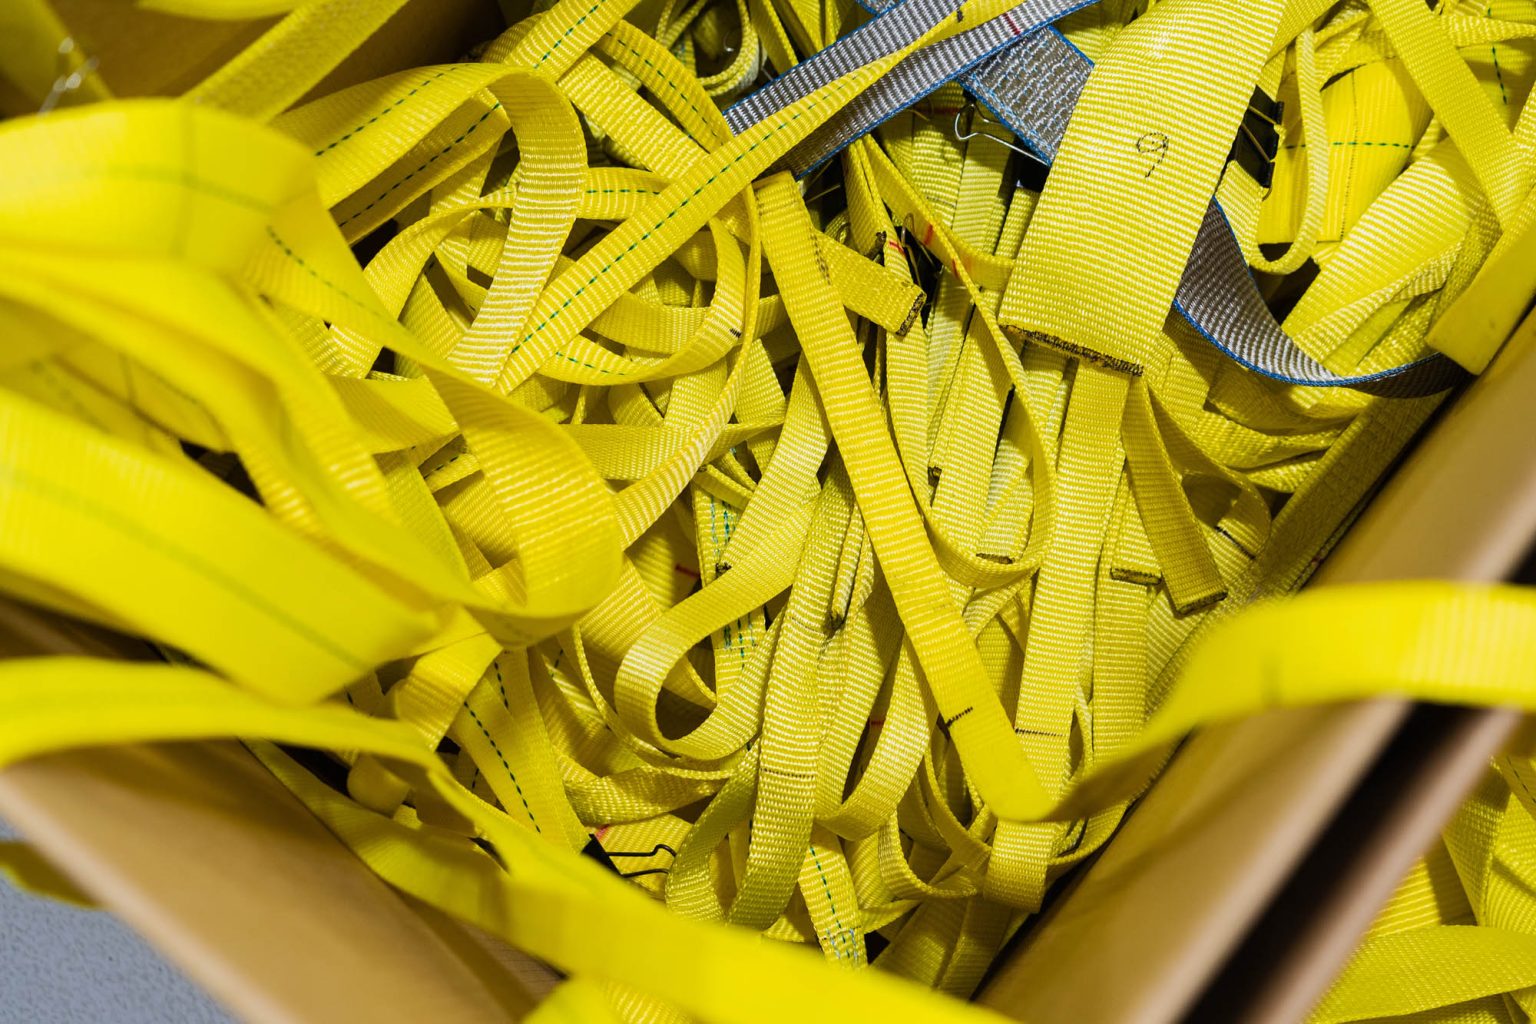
top-left (726, 4), bottom-right (1464, 395)
top-left (1176, 203), bottom-right (1463, 396)
top-left (722, 0), bottom-right (964, 135)
top-left (966, 32), bottom-right (1463, 396)
top-left (964, 26), bottom-right (1083, 162)
top-left (784, 2), bottom-right (1092, 176)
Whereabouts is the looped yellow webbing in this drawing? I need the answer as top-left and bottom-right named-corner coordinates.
top-left (2, 0), bottom-right (1536, 1020)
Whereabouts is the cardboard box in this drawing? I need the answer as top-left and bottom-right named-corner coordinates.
top-left (2, 4), bottom-right (1532, 1020)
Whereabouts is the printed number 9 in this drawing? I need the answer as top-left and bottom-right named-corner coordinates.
top-left (1136, 132), bottom-right (1170, 178)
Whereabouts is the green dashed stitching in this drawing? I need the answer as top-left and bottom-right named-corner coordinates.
top-left (493, 660), bottom-right (511, 712)
top-left (315, 70), bottom-right (452, 156)
top-left (0, 462), bottom-right (368, 671)
top-left (708, 499), bottom-right (754, 660)
top-left (273, 85), bottom-right (795, 383)
top-left (340, 104), bottom-right (504, 227)
top-left (267, 223), bottom-right (620, 379)
top-left (1508, 760), bottom-right (1536, 816)
top-left (808, 846), bottom-right (857, 962)
top-left (514, 97), bottom-right (821, 350)
top-left (1490, 5), bottom-right (1510, 107)
top-left (605, 35), bottom-right (712, 130)
top-left (584, 187), bottom-right (660, 196)
top-left (534, 0), bottom-right (606, 68)
top-left (264, 227), bottom-right (381, 320)
top-left (708, 496), bottom-right (734, 650)
top-left (464, 702), bottom-right (542, 833)
top-left (1282, 140), bottom-right (1412, 150)
top-left (424, 453), bottom-right (463, 476)
top-left (553, 350), bottom-right (608, 372)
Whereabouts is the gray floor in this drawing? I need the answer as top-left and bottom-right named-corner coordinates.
top-left (0, 818), bottom-right (232, 1024)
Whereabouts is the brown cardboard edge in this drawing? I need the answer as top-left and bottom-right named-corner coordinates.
top-left (1189, 703), bottom-right (1522, 1024)
top-left (979, 307), bottom-right (1536, 1024)
top-left (0, 742), bottom-right (533, 1023)
top-left (0, 597), bottom-right (562, 1022)
top-left (41, 0), bottom-right (503, 105)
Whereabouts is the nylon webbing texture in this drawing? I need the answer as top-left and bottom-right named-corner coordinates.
top-left (722, 0), bottom-right (965, 132)
top-left (2, 1), bottom-right (1536, 1022)
top-left (966, 25), bottom-right (1468, 395)
top-left (730, 1), bottom-right (1466, 395)
top-left (781, 0), bottom-right (1095, 175)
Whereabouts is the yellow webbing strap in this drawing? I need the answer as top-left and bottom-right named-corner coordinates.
top-left (0, 582), bottom-right (1533, 1018)
top-left (1, 0), bottom-right (1536, 1020)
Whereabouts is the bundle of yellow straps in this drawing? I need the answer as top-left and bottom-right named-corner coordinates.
top-left (4, 0), bottom-right (1536, 1019)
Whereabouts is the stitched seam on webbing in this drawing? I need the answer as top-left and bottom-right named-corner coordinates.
top-left (340, 104), bottom-right (504, 227)
top-left (513, 88), bottom-right (843, 351)
top-left (604, 35), bottom-right (713, 130)
top-left (0, 462), bottom-right (367, 670)
top-left (807, 846), bottom-right (856, 961)
top-left (36, 165), bottom-right (273, 213)
top-left (314, 70), bottom-right (452, 156)
top-left (533, 0), bottom-right (607, 68)
top-left (464, 697), bottom-right (543, 833)
top-left (268, 225), bottom-right (631, 379)
top-left (1005, 327), bottom-right (1145, 376)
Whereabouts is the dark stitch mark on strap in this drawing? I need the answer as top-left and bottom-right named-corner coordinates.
top-left (1059, 817), bottom-right (1089, 857)
top-left (1007, 328), bottom-right (1145, 376)
top-left (315, 70), bottom-right (452, 156)
top-left (1213, 524), bottom-right (1257, 560)
top-left (761, 765), bottom-right (814, 781)
top-left (1172, 590), bottom-right (1228, 617)
top-left (1492, 25), bottom-right (1510, 106)
top-left (1282, 140), bottom-right (1413, 151)
top-left (464, 704), bottom-right (542, 833)
top-left (1504, 757), bottom-right (1536, 811)
top-left (604, 842), bottom-right (677, 858)
top-left (534, 0), bottom-right (605, 67)
top-left (265, 227), bottom-right (384, 316)
top-left (95, 166), bottom-right (271, 214)
top-left (940, 706), bottom-right (974, 731)
top-left (340, 104), bottom-right (503, 227)
top-left (425, 453), bottom-right (463, 476)
top-left (493, 660), bottom-right (510, 712)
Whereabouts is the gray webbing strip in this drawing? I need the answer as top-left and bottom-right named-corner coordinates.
top-left (784, 1), bottom-right (1091, 176)
top-left (964, 27), bottom-right (1083, 162)
top-left (728, 0), bottom-right (1464, 394)
top-left (1176, 203), bottom-right (1465, 396)
top-left (966, 33), bottom-right (1463, 396)
top-left (722, 0), bottom-right (963, 134)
